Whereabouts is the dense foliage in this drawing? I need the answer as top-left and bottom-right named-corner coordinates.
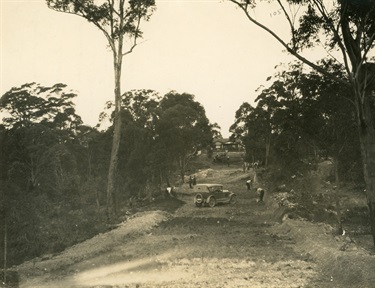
top-left (231, 61), bottom-right (363, 182)
top-left (0, 85), bottom-right (215, 267)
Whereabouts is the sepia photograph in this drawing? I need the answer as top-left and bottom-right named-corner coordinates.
top-left (1, 0), bottom-right (375, 287)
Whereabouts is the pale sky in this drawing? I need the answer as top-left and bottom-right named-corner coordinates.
top-left (1, 0), bottom-right (300, 137)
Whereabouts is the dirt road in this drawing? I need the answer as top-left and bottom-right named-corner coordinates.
top-left (16, 167), bottom-right (374, 287)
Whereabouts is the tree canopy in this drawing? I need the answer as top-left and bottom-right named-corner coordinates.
top-left (0, 82), bottom-right (82, 132)
top-left (1, 83), bottom-right (217, 267)
top-left (231, 61), bottom-right (360, 177)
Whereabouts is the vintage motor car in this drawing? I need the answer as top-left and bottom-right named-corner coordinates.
top-left (193, 183), bottom-right (236, 207)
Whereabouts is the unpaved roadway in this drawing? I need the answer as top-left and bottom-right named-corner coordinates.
top-left (17, 167), bottom-right (355, 287)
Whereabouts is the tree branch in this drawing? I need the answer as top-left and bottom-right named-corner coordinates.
top-left (312, 0), bottom-right (351, 76)
top-left (122, 2), bottom-right (142, 56)
top-left (276, 0), bottom-right (297, 50)
top-left (229, 0), bottom-right (350, 86)
top-left (47, 2), bottom-right (116, 51)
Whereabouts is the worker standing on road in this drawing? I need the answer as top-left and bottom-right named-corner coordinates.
top-left (256, 188), bottom-right (265, 202)
top-left (246, 179), bottom-right (252, 190)
top-left (189, 176), bottom-right (194, 188)
top-left (166, 186), bottom-right (173, 197)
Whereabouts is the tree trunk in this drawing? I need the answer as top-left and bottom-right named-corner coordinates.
top-left (106, 54), bottom-right (123, 221)
top-left (3, 222), bottom-right (7, 285)
top-left (106, 114), bottom-right (121, 220)
top-left (179, 157), bottom-right (186, 184)
top-left (360, 142), bottom-right (375, 246)
top-left (333, 156), bottom-right (342, 231)
top-left (265, 134), bottom-right (271, 168)
top-left (355, 87), bottom-right (375, 246)
top-left (96, 189), bottom-right (100, 211)
top-left (358, 127), bottom-right (375, 246)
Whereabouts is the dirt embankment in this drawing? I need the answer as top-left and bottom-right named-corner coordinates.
top-left (269, 161), bottom-right (375, 287)
top-left (272, 219), bottom-right (375, 287)
top-left (11, 164), bottom-right (375, 288)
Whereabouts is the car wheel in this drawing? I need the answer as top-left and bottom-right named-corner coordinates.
top-left (230, 195), bottom-right (237, 204)
top-left (208, 197), bottom-right (216, 208)
top-left (195, 194), bottom-right (203, 207)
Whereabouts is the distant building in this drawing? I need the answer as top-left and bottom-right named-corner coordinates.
top-left (213, 138), bottom-right (244, 152)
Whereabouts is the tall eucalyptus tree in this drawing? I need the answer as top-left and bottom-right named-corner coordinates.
top-left (229, 0), bottom-right (375, 245)
top-left (46, 0), bottom-right (156, 219)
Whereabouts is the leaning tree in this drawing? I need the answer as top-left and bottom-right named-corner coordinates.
top-left (228, 0), bottom-right (375, 245)
top-left (46, 0), bottom-right (156, 219)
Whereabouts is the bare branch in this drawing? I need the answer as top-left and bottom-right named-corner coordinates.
top-left (312, 0), bottom-right (351, 76)
top-left (276, 0), bottom-right (297, 49)
top-left (229, 0), bottom-right (350, 86)
top-left (46, 3), bottom-right (116, 52)
top-left (122, 4), bottom-right (142, 56)
top-left (107, 0), bottom-right (121, 18)
top-left (364, 33), bottom-right (375, 61)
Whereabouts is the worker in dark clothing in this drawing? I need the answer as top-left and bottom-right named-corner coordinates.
top-left (257, 188), bottom-right (265, 202)
top-left (189, 176), bottom-right (193, 188)
top-left (246, 179), bottom-right (252, 190)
